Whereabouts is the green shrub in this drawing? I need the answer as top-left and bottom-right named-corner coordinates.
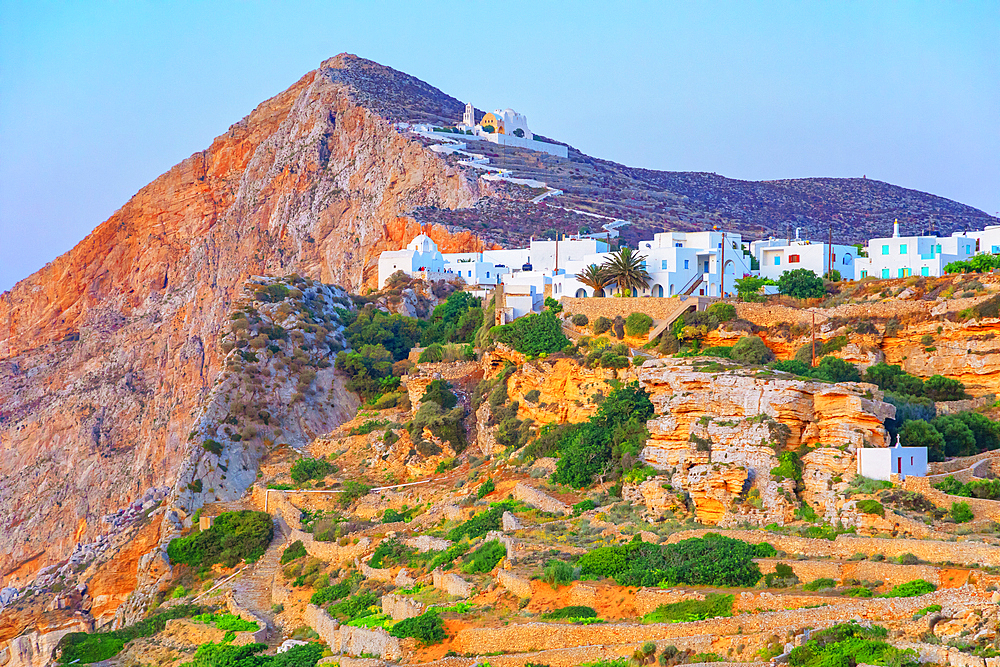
top-left (202, 439), bottom-right (224, 455)
top-left (174, 641), bottom-right (323, 667)
top-left (448, 502), bottom-right (516, 541)
top-left (476, 478), bottom-right (495, 498)
top-left (280, 540), bottom-right (307, 564)
top-left (339, 480), bottom-right (371, 508)
top-left (925, 374), bottom-right (967, 401)
top-left (642, 593), bottom-right (734, 623)
top-left (461, 539), bottom-right (507, 574)
top-left (572, 314), bottom-right (589, 327)
top-left (592, 316), bottom-right (613, 335)
top-left (418, 343), bottom-right (444, 363)
top-left (699, 345), bottom-right (733, 358)
top-left (899, 420), bottom-right (946, 462)
top-left (577, 534), bottom-right (774, 588)
top-left (777, 268), bottom-right (825, 299)
top-left (552, 382), bottom-right (653, 488)
top-left (167, 511), bottom-right (273, 568)
top-left (707, 302), bottom-right (736, 322)
top-left (370, 538), bottom-right (414, 569)
top-left (56, 605), bottom-right (205, 664)
top-left (421, 379), bottom-right (458, 409)
top-left (765, 562), bottom-right (799, 588)
top-left (624, 312), bottom-right (654, 336)
top-left (729, 336), bottom-right (775, 365)
top-left (191, 612), bottom-right (259, 632)
top-left (389, 610), bottom-right (446, 645)
top-left (787, 622), bottom-right (917, 667)
top-left (491, 310), bottom-right (570, 356)
top-left (541, 559), bottom-right (578, 588)
top-left (855, 499), bottom-right (885, 517)
top-left (290, 457), bottom-right (334, 483)
top-left (931, 414), bottom-right (977, 457)
top-left (880, 579), bottom-right (936, 598)
top-left (844, 586), bottom-right (873, 598)
top-left (523, 389), bottom-right (541, 403)
top-left (951, 501), bottom-right (974, 523)
top-left (328, 590), bottom-right (380, 621)
top-left (803, 577), bottom-right (836, 591)
top-left (770, 451), bottom-right (803, 484)
top-left (573, 498), bottom-right (598, 514)
top-left (541, 605), bottom-right (597, 619)
top-left (935, 476), bottom-right (1000, 499)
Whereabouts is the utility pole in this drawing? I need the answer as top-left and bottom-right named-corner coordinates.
top-left (828, 223), bottom-right (833, 280)
top-left (720, 227), bottom-right (726, 298)
top-left (811, 311), bottom-right (817, 367)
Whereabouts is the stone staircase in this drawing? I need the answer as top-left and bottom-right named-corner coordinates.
top-left (230, 518), bottom-right (289, 630)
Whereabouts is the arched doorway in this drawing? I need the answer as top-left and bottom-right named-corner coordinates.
top-left (576, 288), bottom-right (588, 298)
top-left (652, 284), bottom-right (664, 297)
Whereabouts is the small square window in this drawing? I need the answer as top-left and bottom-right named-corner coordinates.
top-left (788, 254), bottom-right (800, 263)
top-left (774, 256), bottom-right (781, 266)
top-left (899, 244), bottom-right (907, 254)
top-left (881, 245), bottom-right (889, 255)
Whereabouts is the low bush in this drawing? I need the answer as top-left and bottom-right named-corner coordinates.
top-left (461, 540), bottom-right (507, 574)
top-left (951, 501), bottom-right (974, 523)
top-left (803, 577), bottom-right (836, 591)
top-left (389, 610), bottom-right (446, 645)
top-left (280, 540), bottom-right (306, 564)
top-left (880, 579), bottom-right (936, 598)
top-left (167, 511), bottom-right (273, 568)
top-left (625, 312), bottom-right (654, 337)
top-left (490, 310), bottom-right (570, 356)
top-left (541, 605), bottom-right (597, 620)
top-left (541, 559), bottom-right (579, 588)
top-left (572, 314), bottom-right (589, 327)
top-left (448, 502), bottom-right (516, 541)
top-left (641, 593), bottom-right (733, 623)
top-left (290, 457), bottom-right (334, 483)
top-left (190, 612), bottom-right (259, 632)
top-left (707, 302), bottom-right (736, 322)
top-left (787, 622), bottom-right (917, 667)
top-left (729, 336), bottom-right (775, 365)
top-left (339, 480), bottom-right (371, 508)
top-left (176, 641), bottom-right (323, 667)
top-left (855, 499), bottom-right (885, 517)
top-left (935, 475), bottom-right (1000, 500)
top-left (592, 316), bottom-right (613, 335)
top-left (56, 605), bottom-right (205, 664)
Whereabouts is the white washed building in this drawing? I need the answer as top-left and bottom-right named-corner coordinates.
top-left (856, 439), bottom-right (927, 481)
top-left (855, 221), bottom-right (975, 279)
top-left (752, 232), bottom-right (858, 281)
top-left (378, 234), bottom-right (448, 287)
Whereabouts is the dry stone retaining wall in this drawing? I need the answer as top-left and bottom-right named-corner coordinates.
top-left (755, 558), bottom-right (944, 587)
top-left (449, 588), bottom-right (988, 655)
top-left (559, 296), bottom-right (702, 323)
top-left (902, 476), bottom-right (1000, 521)
top-left (380, 593), bottom-right (425, 621)
top-left (304, 604), bottom-right (402, 660)
top-left (433, 568), bottom-right (474, 597)
top-left (289, 528), bottom-right (371, 564)
top-left (224, 592), bottom-right (269, 642)
top-left (513, 482), bottom-right (571, 515)
top-left (497, 568), bottom-right (532, 599)
top-left (666, 529), bottom-right (1000, 567)
top-left (405, 535), bottom-right (452, 552)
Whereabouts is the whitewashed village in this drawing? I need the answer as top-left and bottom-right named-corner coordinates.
top-left (8, 58), bottom-right (1000, 667)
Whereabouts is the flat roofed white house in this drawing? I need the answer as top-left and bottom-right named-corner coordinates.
top-left (855, 220), bottom-right (974, 280)
top-left (856, 437), bottom-right (927, 481)
top-left (556, 231), bottom-right (752, 299)
top-left (378, 234), bottom-right (447, 287)
top-left (752, 231), bottom-right (857, 281)
top-left (955, 225), bottom-right (1000, 255)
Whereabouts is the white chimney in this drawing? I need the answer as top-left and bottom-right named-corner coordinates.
top-left (893, 219), bottom-right (900, 238)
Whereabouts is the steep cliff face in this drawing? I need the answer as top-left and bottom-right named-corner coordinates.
top-left (0, 54), bottom-right (481, 588)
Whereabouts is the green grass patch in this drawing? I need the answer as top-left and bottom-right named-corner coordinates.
top-left (57, 605), bottom-right (205, 664)
top-left (641, 593), bottom-right (734, 623)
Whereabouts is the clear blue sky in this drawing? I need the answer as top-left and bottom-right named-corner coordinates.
top-left (1, 0), bottom-right (997, 293)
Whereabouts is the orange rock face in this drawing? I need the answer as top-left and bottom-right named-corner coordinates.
top-left (0, 55), bottom-right (483, 588)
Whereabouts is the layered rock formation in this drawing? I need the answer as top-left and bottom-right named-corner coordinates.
top-left (0, 54), bottom-right (483, 592)
top-left (635, 359), bottom-right (895, 525)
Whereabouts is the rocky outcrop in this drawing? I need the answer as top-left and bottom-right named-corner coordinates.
top-left (637, 359), bottom-right (893, 525)
top-left (0, 54), bottom-right (481, 593)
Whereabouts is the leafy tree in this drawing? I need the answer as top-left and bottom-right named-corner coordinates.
top-left (421, 291), bottom-right (483, 345)
top-left (729, 336), bottom-right (775, 365)
top-left (421, 379), bottom-right (458, 409)
top-left (707, 303), bottom-right (736, 322)
top-left (418, 343), bottom-right (443, 363)
top-left (335, 344), bottom-right (395, 400)
top-left (924, 375), bottom-right (966, 401)
top-left (771, 359), bottom-right (813, 376)
top-left (280, 541), bottom-right (306, 564)
top-left (544, 296), bottom-right (563, 313)
top-left (811, 356), bottom-right (861, 383)
top-left (777, 268), bottom-right (825, 299)
top-left (954, 411), bottom-right (1000, 452)
top-left (951, 501), bottom-right (974, 523)
top-left (601, 247), bottom-right (651, 296)
top-left (490, 310), bottom-right (570, 356)
top-left (824, 269), bottom-right (842, 282)
top-left (734, 276), bottom-right (774, 302)
top-left (930, 414), bottom-right (977, 457)
top-left (553, 382), bottom-right (654, 488)
top-left (899, 420), bottom-right (946, 462)
top-left (576, 264), bottom-right (612, 297)
top-left (342, 306), bottom-right (424, 361)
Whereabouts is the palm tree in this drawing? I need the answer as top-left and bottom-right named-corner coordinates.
top-left (576, 263), bottom-right (612, 297)
top-left (601, 247), bottom-right (651, 296)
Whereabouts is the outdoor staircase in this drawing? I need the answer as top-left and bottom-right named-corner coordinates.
top-left (646, 298), bottom-right (700, 342)
top-left (231, 518), bottom-right (289, 630)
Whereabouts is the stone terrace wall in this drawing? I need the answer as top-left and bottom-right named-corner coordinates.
top-left (559, 296), bottom-right (701, 323)
top-left (512, 482), bottom-right (571, 515)
top-left (289, 529), bottom-right (371, 564)
top-left (449, 589), bottom-right (988, 655)
top-left (416, 637), bottom-right (719, 667)
top-left (755, 558), bottom-right (944, 587)
top-left (929, 450), bottom-right (1000, 475)
top-left (497, 568), bottom-right (532, 599)
top-left (734, 293), bottom-right (989, 329)
top-left (433, 568), bottom-right (474, 597)
top-left (304, 604), bottom-right (402, 660)
top-left (224, 592), bottom-right (270, 642)
top-left (666, 529), bottom-right (1000, 567)
top-left (381, 593), bottom-right (425, 621)
top-left (903, 476), bottom-right (1000, 521)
